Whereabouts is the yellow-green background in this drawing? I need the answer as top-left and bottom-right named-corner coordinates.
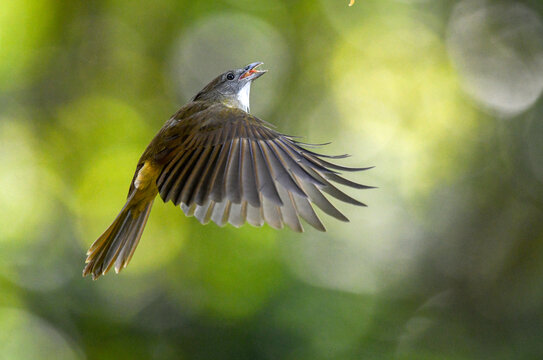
top-left (1, 0), bottom-right (543, 359)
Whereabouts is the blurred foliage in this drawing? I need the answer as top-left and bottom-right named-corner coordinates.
top-left (1, 0), bottom-right (543, 359)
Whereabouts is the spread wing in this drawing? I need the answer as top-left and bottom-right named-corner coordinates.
top-left (155, 103), bottom-right (373, 232)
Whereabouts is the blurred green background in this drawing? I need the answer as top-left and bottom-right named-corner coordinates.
top-left (1, 0), bottom-right (543, 359)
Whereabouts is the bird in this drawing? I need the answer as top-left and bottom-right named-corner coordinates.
top-left (83, 62), bottom-right (373, 279)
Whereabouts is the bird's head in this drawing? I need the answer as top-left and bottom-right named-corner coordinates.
top-left (192, 62), bottom-right (267, 112)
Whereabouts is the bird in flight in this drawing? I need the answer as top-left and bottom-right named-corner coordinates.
top-left (83, 62), bottom-right (373, 279)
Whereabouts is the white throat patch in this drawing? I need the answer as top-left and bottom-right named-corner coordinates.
top-left (236, 82), bottom-right (252, 112)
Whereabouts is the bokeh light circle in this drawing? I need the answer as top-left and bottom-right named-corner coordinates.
top-left (330, 15), bottom-right (478, 199)
top-left (170, 13), bottom-right (289, 114)
top-left (446, 0), bottom-right (543, 116)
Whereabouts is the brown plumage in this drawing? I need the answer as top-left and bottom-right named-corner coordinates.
top-left (83, 62), bottom-right (373, 279)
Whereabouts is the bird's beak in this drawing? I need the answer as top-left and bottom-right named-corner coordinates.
top-left (240, 62), bottom-right (267, 81)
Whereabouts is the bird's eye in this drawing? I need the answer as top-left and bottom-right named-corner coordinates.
top-left (226, 72), bottom-right (235, 81)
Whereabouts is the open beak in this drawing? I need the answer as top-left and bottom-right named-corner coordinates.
top-left (240, 62), bottom-right (267, 81)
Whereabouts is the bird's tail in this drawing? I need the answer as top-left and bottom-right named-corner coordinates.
top-left (83, 196), bottom-right (154, 280)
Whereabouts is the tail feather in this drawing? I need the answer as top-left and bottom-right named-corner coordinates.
top-left (83, 199), bottom-right (154, 280)
top-left (115, 202), bottom-right (152, 271)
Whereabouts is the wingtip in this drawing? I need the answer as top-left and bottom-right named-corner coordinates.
top-left (352, 199), bottom-right (368, 207)
top-left (350, 166), bottom-right (374, 172)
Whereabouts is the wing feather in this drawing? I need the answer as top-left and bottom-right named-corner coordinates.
top-left (269, 141), bottom-right (324, 186)
top-left (194, 199), bottom-right (215, 224)
top-left (299, 181), bottom-right (349, 222)
top-left (291, 193), bottom-right (325, 231)
top-left (249, 137), bottom-right (282, 206)
top-left (159, 149), bottom-right (194, 202)
top-left (225, 139), bottom-right (242, 203)
top-left (170, 146), bottom-right (205, 206)
top-left (192, 144), bottom-right (223, 205)
top-left (228, 201), bottom-right (247, 227)
top-left (276, 184), bottom-right (303, 232)
top-left (262, 196), bottom-right (283, 229)
top-left (258, 140), bottom-right (307, 198)
top-left (208, 141), bottom-right (233, 202)
top-left (211, 200), bottom-right (231, 227)
top-left (246, 203), bottom-right (264, 227)
top-left (240, 139), bottom-right (260, 207)
top-left (178, 145), bottom-right (214, 205)
top-left (154, 103), bottom-right (372, 231)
